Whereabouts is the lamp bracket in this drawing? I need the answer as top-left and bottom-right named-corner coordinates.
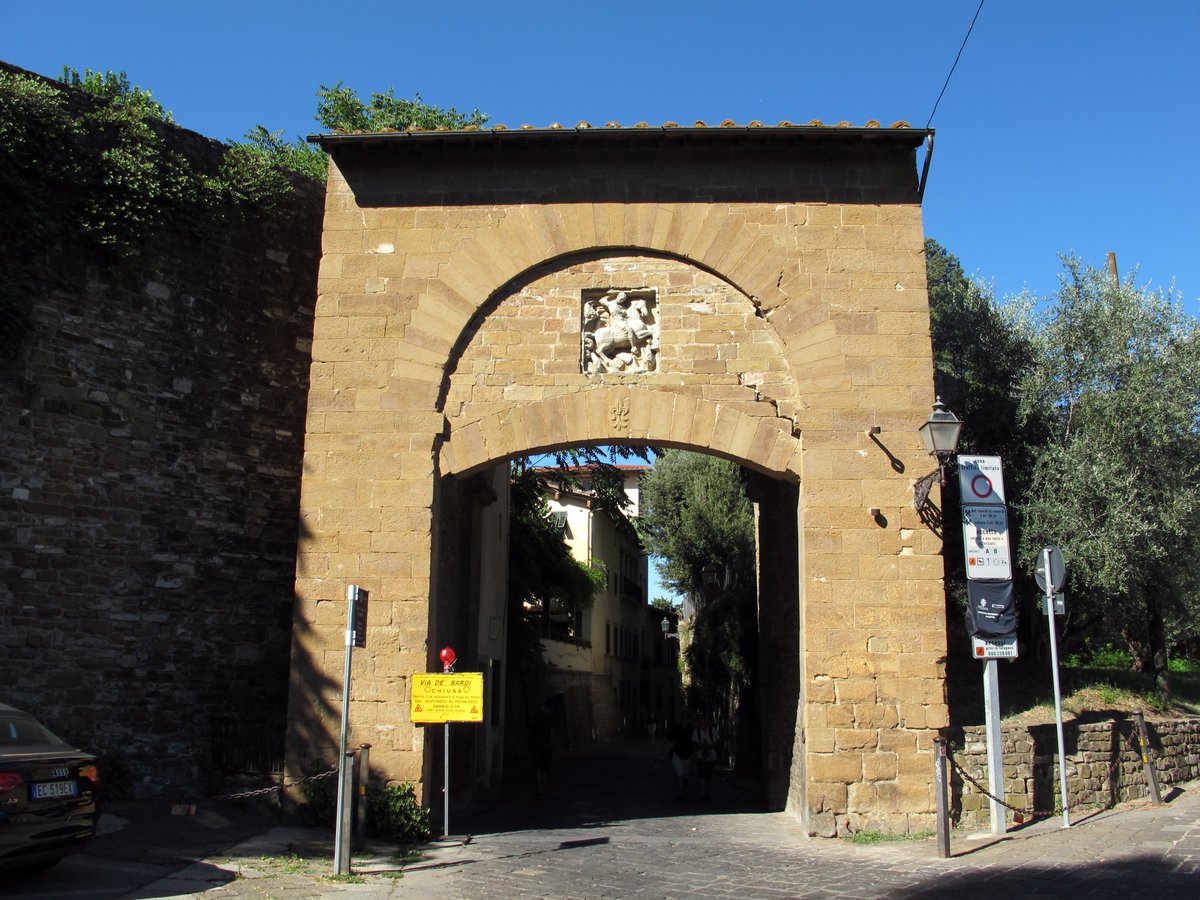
top-left (912, 469), bottom-right (940, 511)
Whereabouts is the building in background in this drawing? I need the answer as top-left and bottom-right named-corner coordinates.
top-left (531, 465), bottom-right (681, 742)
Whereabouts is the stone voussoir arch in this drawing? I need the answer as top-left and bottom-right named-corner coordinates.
top-left (398, 205), bottom-right (798, 414)
top-left (439, 386), bottom-right (802, 481)
top-left (433, 203), bottom-right (791, 324)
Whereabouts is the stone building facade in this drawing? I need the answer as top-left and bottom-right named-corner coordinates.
top-left (288, 122), bottom-right (947, 835)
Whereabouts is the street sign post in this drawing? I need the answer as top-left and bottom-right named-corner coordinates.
top-left (417, 649), bottom-right (483, 839)
top-left (958, 455), bottom-right (1013, 836)
top-left (1039, 545), bottom-right (1071, 829)
top-left (336, 584), bottom-right (367, 874)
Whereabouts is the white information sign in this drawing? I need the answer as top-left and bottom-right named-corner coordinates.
top-left (962, 503), bottom-right (1012, 580)
top-left (972, 635), bottom-right (1018, 659)
top-left (957, 455), bottom-right (1006, 505)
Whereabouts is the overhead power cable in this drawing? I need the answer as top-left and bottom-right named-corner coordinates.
top-left (926, 0), bottom-right (986, 129)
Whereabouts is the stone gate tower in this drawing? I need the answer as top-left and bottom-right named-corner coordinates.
top-left (286, 119), bottom-right (948, 836)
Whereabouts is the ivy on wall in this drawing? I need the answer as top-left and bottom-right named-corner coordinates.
top-left (0, 67), bottom-right (322, 351)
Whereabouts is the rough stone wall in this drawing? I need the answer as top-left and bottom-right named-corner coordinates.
top-left (291, 132), bottom-right (946, 835)
top-left (0, 99), bottom-right (323, 796)
top-left (949, 717), bottom-right (1200, 828)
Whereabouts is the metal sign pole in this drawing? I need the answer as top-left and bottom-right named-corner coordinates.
top-left (439, 646), bottom-right (456, 840)
top-left (1043, 550), bottom-right (1070, 828)
top-left (934, 737), bottom-right (950, 858)
top-left (334, 585), bottom-right (357, 874)
top-left (443, 722), bottom-right (451, 838)
top-left (982, 659), bottom-right (1005, 834)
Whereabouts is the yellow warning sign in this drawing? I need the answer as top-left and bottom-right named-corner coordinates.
top-left (410, 672), bottom-right (484, 723)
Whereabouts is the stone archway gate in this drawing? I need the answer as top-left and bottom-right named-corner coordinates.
top-left (285, 121), bottom-right (948, 836)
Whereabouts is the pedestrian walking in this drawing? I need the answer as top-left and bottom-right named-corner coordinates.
top-left (691, 711), bottom-right (719, 800)
top-left (666, 718), bottom-right (693, 800)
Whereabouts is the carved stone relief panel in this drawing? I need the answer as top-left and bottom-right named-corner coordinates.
top-left (580, 288), bottom-right (659, 375)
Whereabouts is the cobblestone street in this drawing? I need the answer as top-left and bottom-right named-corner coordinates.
top-left (10, 734), bottom-right (1196, 899)
top-left (388, 736), bottom-right (1200, 899)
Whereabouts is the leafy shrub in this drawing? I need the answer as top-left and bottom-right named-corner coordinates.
top-left (365, 782), bottom-right (432, 843)
top-left (315, 83), bottom-right (488, 133)
top-left (234, 126), bottom-right (328, 180)
top-left (1065, 644), bottom-right (1134, 670)
top-left (60, 67), bottom-right (172, 122)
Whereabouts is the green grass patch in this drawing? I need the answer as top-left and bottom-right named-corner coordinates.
top-left (256, 853), bottom-right (318, 877)
top-left (844, 830), bottom-right (933, 845)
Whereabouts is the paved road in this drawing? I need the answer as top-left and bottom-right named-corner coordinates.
top-left (392, 736), bottom-right (1200, 899)
top-left (5, 735), bottom-right (1199, 898)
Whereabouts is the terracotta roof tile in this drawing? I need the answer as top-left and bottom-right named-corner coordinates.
top-left (338, 119), bottom-right (913, 136)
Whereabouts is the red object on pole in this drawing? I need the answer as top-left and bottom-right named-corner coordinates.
top-left (439, 646), bottom-right (456, 672)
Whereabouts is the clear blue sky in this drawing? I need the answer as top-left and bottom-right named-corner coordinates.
top-left (8, 2), bottom-right (1195, 606)
top-left (7, 1), bottom-right (1198, 311)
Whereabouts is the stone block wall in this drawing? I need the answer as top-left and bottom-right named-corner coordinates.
top-left (948, 717), bottom-right (1200, 828)
top-left (0, 71), bottom-right (323, 797)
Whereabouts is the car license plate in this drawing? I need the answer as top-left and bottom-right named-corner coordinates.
top-left (32, 780), bottom-right (78, 800)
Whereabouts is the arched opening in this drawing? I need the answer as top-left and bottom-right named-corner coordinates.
top-left (426, 444), bottom-right (804, 830)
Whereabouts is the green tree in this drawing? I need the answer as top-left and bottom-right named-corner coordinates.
top-left (926, 238), bottom-right (1037, 463)
top-left (1013, 257), bottom-right (1200, 698)
top-left (638, 450), bottom-right (757, 764)
top-left (638, 451), bottom-right (755, 599)
top-left (315, 84), bottom-right (488, 133)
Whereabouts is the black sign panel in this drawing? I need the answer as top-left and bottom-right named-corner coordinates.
top-left (351, 588), bottom-right (369, 648)
top-left (964, 580), bottom-right (1016, 638)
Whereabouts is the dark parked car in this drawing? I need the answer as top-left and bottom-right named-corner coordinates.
top-left (0, 703), bottom-right (99, 871)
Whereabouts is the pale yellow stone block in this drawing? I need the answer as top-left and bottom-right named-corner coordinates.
top-left (835, 734), bottom-right (883, 753)
top-left (808, 752), bottom-right (864, 783)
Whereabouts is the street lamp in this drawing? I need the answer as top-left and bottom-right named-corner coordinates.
top-left (661, 616), bottom-right (679, 640)
top-left (917, 397), bottom-right (963, 486)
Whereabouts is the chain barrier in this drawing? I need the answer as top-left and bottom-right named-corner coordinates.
top-left (213, 763), bottom-right (338, 802)
top-left (946, 748), bottom-right (1051, 824)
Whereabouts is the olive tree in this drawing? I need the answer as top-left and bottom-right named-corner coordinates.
top-left (1013, 258), bottom-right (1200, 698)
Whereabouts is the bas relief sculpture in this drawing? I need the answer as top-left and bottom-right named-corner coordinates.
top-left (581, 289), bottom-right (659, 375)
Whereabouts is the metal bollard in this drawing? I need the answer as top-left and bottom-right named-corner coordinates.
top-left (354, 743), bottom-right (371, 849)
top-left (934, 737), bottom-right (951, 858)
top-left (1133, 710), bottom-right (1163, 805)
